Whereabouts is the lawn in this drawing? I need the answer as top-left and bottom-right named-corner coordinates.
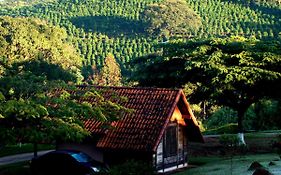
top-left (0, 162), bottom-right (30, 175)
top-left (176, 153), bottom-right (281, 175)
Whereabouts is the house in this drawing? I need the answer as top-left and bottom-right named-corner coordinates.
top-left (57, 86), bottom-right (204, 172)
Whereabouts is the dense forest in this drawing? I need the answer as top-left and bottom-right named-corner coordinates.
top-left (0, 0), bottom-right (280, 76)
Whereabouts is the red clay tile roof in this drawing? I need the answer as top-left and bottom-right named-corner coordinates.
top-left (79, 86), bottom-right (203, 152)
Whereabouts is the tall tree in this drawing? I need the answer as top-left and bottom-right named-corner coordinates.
top-left (99, 53), bottom-right (122, 86)
top-left (84, 53), bottom-right (122, 86)
top-left (141, 0), bottom-right (202, 38)
top-left (131, 36), bottom-right (281, 144)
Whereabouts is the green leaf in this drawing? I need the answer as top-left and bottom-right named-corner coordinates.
top-left (0, 92), bottom-right (5, 101)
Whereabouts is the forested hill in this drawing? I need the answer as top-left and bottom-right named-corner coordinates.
top-left (0, 0), bottom-right (55, 7)
top-left (0, 0), bottom-right (280, 76)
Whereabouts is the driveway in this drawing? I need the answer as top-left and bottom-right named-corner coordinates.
top-left (0, 150), bottom-right (53, 166)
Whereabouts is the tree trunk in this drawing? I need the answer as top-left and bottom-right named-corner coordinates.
top-left (237, 133), bottom-right (246, 145)
top-left (34, 142), bottom-right (38, 158)
top-left (237, 109), bottom-right (246, 145)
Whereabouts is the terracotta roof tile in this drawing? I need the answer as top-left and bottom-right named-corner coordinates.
top-left (64, 86), bottom-right (204, 151)
top-left (77, 86), bottom-right (181, 152)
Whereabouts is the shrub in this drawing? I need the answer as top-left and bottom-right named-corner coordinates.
top-left (205, 107), bottom-right (237, 129)
top-left (244, 99), bottom-right (281, 130)
top-left (203, 123), bottom-right (238, 135)
top-left (197, 120), bottom-right (206, 132)
top-left (219, 134), bottom-right (240, 147)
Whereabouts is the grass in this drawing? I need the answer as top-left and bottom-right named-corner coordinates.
top-left (0, 162), bottom-right (30, 175)
top-left (187, 156), bottom-right (224, 166)
top-left (176, 153), bottom-right (281, 175)
top-left (245, 132), bottom-right (280, 138)
top-left (0, 143), bottom-right (55, 157)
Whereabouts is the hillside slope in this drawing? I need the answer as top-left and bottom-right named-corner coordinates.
top-left (0, 0), bottom-right (280, 76)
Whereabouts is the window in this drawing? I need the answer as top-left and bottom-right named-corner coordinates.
top-left (164, 126), bottom-right (177, 157)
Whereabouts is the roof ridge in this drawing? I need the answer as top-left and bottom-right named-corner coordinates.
top-left (77, 85), bottom-right (182, 92)
top-left (153, 89), bottom-right (183, 152)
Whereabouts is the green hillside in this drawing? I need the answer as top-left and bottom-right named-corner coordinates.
top-left (0, 0), bottom-right (55, 7)
top-left (0, 0), bottom-right (280, 76)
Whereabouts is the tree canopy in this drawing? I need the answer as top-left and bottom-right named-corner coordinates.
top-left (98, 53), bottom-right (122, 86)
top-left (82, 53), bottom-right (122, 86)
top-left (0, 61), bottom-right (127, 146)
top-left (0, 16), bottom-right (83, 82)
top-left (0, 17), bottom-right (127, 148)
top-left (131, 36), bottom-right (281, 134)
top-left (0, 0), bottom-right (54, 7)
top-left (142, 0), bottom-right (202, 38)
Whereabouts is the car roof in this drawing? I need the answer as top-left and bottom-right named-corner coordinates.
top-left (50, 150), bottom-right (81, 154)
top-left (37, 150), bottom-right (83, 158)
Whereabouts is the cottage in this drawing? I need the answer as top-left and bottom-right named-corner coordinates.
top-left (58, 86), bottom-right (204, 172)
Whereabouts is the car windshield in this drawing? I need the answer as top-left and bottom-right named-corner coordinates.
top-left (69, 152), bottom-right (93, 163)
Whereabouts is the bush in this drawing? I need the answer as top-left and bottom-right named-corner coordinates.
top-left (219, 134), bottom-right (240, 147)
top-left (244, 99), bottom-right (281, 130)
top-left (108, 159), bottom-right (155, 175)
top-left (203, 123), bottom-right (238, 135)
top-left (205, 107), bottom-right (237, 129)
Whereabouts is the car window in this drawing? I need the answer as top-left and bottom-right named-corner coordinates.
top-left (70, 152), bottom-right (92, 163)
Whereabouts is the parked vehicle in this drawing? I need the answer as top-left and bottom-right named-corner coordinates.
top-left (30, 150), bottom-right (107, 175)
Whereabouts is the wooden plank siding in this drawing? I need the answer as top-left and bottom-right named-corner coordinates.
top-left (155, 122), bottom-right (188, 171)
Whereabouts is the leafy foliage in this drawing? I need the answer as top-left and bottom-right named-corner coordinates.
top-left (0, 18), bottom-right (128, 145)
top-left (131, 37), bottom-right (281, 132)
top-left (99, 53), bottom-right (122, 86)
top-left (0, 16), bottom-right (83, 82)
top-left (205, 107), bottom-right (237, 129)
top-left (0, 0), bottom-right (55, 7)
top-left (244, 99), bottom-right (281, 130)
top-left (0, 68), bottom-right (127, 145)
top-left (83, 53), bottom-right (122, 86)
top-left (141, 0), bottom-right (201, 38)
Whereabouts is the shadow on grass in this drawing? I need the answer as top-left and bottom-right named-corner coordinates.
top-left (70, 16), bottom-right (147, 37)
top-left (221, 0), bottom-right (281, 17)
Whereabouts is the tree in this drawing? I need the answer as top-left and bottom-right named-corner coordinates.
top-left (0, 61), bottom-right (127, 157)
top-left (99, 53), bottom-right (122, 86)
top-left (244, 99), bottom-right (281, 130)
top-left (141, 0), bottom-right (202, 38)
top-left (0, 17), bottom-right (127, 156)
top-left (0, 16), bottom-right (83, 82)
top-left (131, 36), bottom-right (281, 144)
top-left (83, 53), bottom-right (122, 86)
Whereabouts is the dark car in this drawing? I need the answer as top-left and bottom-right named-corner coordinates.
top-left (30, 150), bottom-right (107, 175)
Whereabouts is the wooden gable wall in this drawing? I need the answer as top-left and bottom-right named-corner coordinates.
top-left (154, 105), bottom-right (188, 171)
